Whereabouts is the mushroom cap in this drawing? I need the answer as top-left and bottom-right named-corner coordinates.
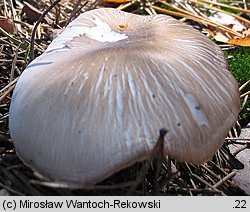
top-left (9, 8), bottom-right (240, 184)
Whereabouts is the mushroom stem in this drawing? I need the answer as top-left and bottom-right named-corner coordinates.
top-left (127, 128), bottom-right (168, 194)
top-left (152, 128), bottom-right (168, 194)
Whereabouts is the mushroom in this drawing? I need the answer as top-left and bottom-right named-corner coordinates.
top-left (9, 8), bottom-right (240, 184)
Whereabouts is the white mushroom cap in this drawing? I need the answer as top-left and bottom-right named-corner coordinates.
top-left (9, 8), bottom-right (240, 184)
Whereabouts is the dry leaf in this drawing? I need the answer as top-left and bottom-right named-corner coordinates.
top-left (228, 35), bottom-right (250, 47)
top-left (21, 2), bottom-right (42, 22)
top-left (213, 31), bottom-right (230, 43)
top-left (21, 2), bottom-right (52, 24)
top-left (209, 29), bottom-right (234, 43)
top-left (209, 12), bottom-right (246, 32)
top-left (208, 12), bottom-right (249, 45)
top-left (0, 17), bottom-right (17, 34)
top-left (102, 0), bottom-right (131, 3)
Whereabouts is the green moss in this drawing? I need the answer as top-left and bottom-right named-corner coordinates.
top-left (225, 47), bottom-right (250, 86)
top-left (220, 6), bottom-right (239, 14)
top-left (224, 47), bottom-right (250, 127)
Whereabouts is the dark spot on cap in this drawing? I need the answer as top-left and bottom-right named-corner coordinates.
top-left (195, 105), bottom-right (201, 110)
